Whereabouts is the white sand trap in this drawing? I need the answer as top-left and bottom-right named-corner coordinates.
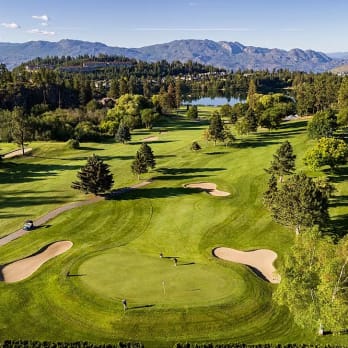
top-left (213, 247), bottom-right (281, 283)
top-left (184, 182), bottom-right (230, 197)
top-left (2, 241), bottom-right (73, 283)
top-left (142, 136), bottom-right (159, 142)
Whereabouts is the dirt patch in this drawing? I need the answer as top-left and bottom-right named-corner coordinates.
top-left (142, 136), bottom-right (159, 142)
top-left (184, 182), bottom-right (230, 197)
top-left (213, 247), bottom-right (281, 283)
top-left (2, 241), bottom-right (73, 283)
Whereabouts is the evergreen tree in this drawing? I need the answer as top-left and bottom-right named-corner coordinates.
top-left (266, 141), bottom-right (296, 182)
top-left (263, 173), bottom-right (329, 235)
top-left (245, 108), bottom-right (258, 132)
top-left (208, 111), bottom-right (225, 145)
top-left (139, 143), bottom-right (156, 169)
top-left (247, 79), bottom-right (257, 110)
top-left (115, 123), bottom-right (131, 143)
top-left (187, 105), bottom-right (198, 119)
top-left (191, 141), bottom-right (201, 151)
top-left (71, 154), bottom-right (114, 195)
top-left (131, 151), bottom-right (148, 180)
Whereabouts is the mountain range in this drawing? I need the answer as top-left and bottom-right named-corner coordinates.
top-left (0, 39), bottom-right (346, 72)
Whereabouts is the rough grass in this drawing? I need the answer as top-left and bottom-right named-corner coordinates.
top-left (0, 114), bottom-right (348, 347)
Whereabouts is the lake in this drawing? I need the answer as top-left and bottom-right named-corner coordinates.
top-left (183, 96), bottom-right (244, 106)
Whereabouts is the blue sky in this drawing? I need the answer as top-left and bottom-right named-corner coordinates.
top-left (0, 0), bottom-right (346, 52)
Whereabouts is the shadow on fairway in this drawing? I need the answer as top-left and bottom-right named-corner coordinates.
top-left (128, 304), bottom-right (155, 310)
top-left (326, 214), bottom-right (348, 239)
top-left (152, 174), bottom-right (209, 181)
top-left (246, 265), bottom-right (269, 283)
top-left (156, 167), bottom-right (226, 175)
top-left (0, 191), bottom-right (71, 210)
top-left (0, 266), bottom-right (4, 281)
top-left (66, 272), bottom-right (87, 277)
top-left (111, 187), bottom-right (198, 200)
top-left (178, 262), bottom-right (195, 266)
top-left (0, 162), bottom-right (81, 184)
top-left (131, 140), bottom-right (176, 145)
top-left (205, 152), bottom-right (228, 155)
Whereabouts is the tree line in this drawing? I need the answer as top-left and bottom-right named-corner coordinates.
top-left (1, 341), bottom-right (143, 348)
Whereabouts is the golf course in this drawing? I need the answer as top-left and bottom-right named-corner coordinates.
top-left (0, 111), bottom-right (347, 347)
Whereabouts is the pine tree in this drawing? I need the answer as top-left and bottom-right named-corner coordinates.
top-left (131, 151), bottom-right (148, 180)
top-left (245, 108), bottom-right (258, 133)
top-left (266, 141), bottom-right (296, 182)
top-left (208, 111), bottom-right (225, 145)
top-left (263, 174), bottom-right (278, 209)
top-left (71, 154), bottom-right (114, 195)
top-left (247, 79), bottom-right (257, 110)
top-left (191, 141), bottom-right (201, 151)
top-left (139, 143), bottom-right (156, 169)
top-left (263, 173), bottom-right (329, 235)
top-left (115, 123), bottom-right (131, 143)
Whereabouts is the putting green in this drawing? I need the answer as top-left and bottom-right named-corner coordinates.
top-left (78, 248), bottom-right (244, 307)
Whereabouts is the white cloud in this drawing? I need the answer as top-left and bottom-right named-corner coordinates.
top-left (27, 28), bottom-right (55, 36)
top-left (32, 15), bottom-right (49, 22)
top-left (41, 22), bottom-right (48, 27)
top-left (1, 22), bottom-right (20, 29)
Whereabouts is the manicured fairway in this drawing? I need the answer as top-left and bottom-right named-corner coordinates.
top-left (1, 115), bottom-right (348, 347)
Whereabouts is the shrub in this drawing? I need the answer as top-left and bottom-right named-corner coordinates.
top-left (66, 139), bottom-right (80, 149)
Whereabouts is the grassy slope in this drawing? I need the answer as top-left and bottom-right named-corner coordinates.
top-left (0, 114), bottom-right (347, 347)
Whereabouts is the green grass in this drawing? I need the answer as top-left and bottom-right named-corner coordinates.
top-left (0, 114), bottom-right (348, 347)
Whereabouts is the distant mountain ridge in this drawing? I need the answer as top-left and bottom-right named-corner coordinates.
top-left (0, 38), bottom-right (346, 72)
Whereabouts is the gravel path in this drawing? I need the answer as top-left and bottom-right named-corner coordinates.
top-left (3, 148), bottom-right (32, 159)
top-left (0, 180), bottom-right (152, 247)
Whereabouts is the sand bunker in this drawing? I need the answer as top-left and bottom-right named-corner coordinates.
top-left (142, 136), bottom-right (159, 142)
top-left (213, 247), bottom-right (281, 283)
top-left (2, 241), bottom-right (73, 283)
top-left (184, 182), bottom-right (230, 197)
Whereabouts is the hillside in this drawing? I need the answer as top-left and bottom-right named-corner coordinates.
top-left (331, 63), bottom-right (348, 74)
top-left (0, 39), bottom-right (346, 72)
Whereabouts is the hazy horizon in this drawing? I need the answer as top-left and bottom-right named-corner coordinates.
top-left (0, 0), bottom-right (347, 53)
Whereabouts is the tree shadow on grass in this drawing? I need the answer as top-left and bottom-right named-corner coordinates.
top-left (327, 166), bottom-right (348, 184)
top-left (130, 140), bottom-right (176, 145)
top-left (152, 174), bottom-right (209, 181)
top-left (156, 167), bottom-right (226, 175)
top-left (234, 138), bottom-right (281, 149)
top-left (0, 162), bottom-right (81, 184)
top-left (0, 193), bottom-right (70, 210)
top-left (128, 304), bottom-right (155, 310)
top-left (325, 214), bottom-right (348, 239)
top-left (109, 187), bottom-right (198, 201)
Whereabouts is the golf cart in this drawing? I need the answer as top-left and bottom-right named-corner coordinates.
top-left (23, 220), bottom-right (34, 231)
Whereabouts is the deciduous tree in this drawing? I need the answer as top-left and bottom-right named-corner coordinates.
top-left (304, 137), bottom-right (348, 171)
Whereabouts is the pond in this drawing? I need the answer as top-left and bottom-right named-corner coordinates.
top-left (183, 96), bottom-right (244, 106)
